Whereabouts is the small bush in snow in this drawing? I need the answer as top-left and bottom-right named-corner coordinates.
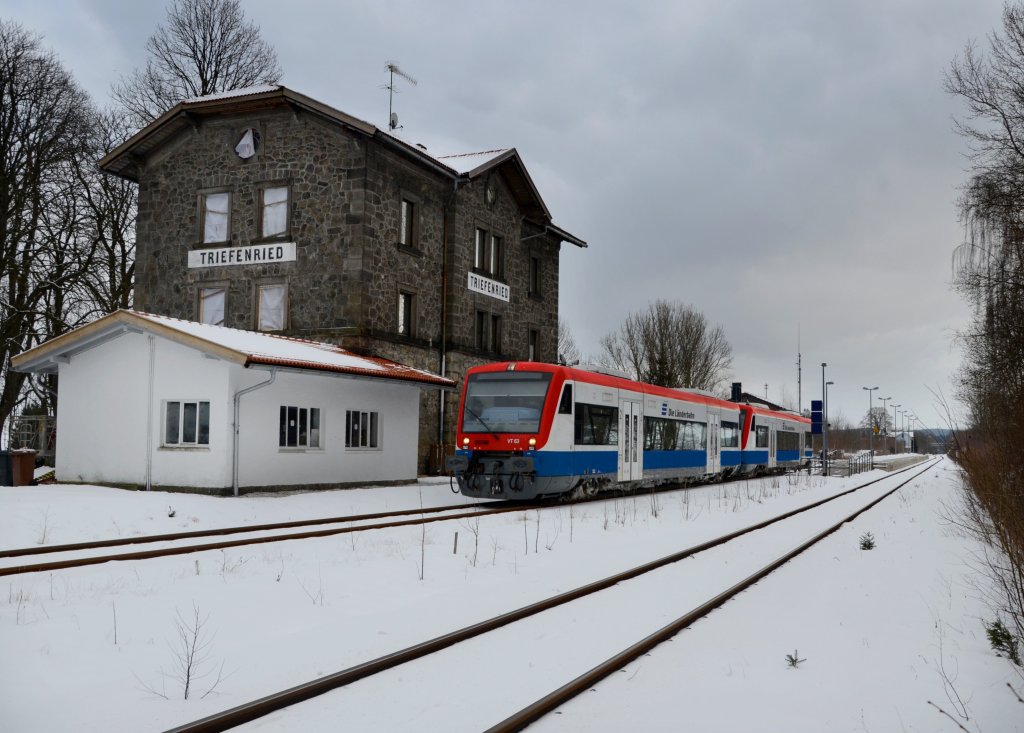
top-left (785, 650), bottom-right (806, 668)
top-left (985, 618), bottom-right (1021, 665)
top-left (859, 532), bottom-right (876, 550)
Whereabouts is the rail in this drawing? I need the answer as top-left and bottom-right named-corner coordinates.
top-left (161, 458), bottom-right (941, 733)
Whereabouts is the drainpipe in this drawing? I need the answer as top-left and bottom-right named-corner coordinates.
top-left (438, 177), bottom-right (463, 465)
top-left (232, 368), bottom-right (276, 496)
top-left (145, 335), bottom-right (155, 491)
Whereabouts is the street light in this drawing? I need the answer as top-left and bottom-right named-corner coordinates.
top-left (825, 379), bottom-right (835, 476)
top-left (891, 403), bottom-right (900, 454)
top-left (878, 396), bottom-right (891, 453)
top-left (821, 363), bottom-right (828, 476)
top-left (862, 386), bottom-right (878, 460)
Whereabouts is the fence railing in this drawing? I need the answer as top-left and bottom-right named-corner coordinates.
top-left (5, 414), bottom-right (55, 461)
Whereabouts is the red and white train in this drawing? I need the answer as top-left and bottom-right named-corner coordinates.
top-left (447, 362), bottom-right (812, 500)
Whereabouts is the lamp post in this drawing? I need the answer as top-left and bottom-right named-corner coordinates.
top-left (862, 386), bottom-right (878, 461)
top-left (897, 409), bottom-right (905, 452)
top-left (878, 396), bottom-right (891, 453)
top-left (825, 379), bottom-right (834, 476)
top-left (821, 363), bottom-right (828, 476)
top-left (891, 404), bottom-right (900, 453)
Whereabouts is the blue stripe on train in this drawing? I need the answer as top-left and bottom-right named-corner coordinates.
top-left (777, 449), bottom-right (801, 462)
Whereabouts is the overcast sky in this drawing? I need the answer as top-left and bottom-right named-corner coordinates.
top-left (3, 0), bottom-right (1005, 431)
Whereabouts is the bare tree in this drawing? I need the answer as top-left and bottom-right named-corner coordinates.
top-left (946, 1), bottom-right (1024, 646)
top-left (557, 319), bottom-right (581, 365)
top-left (0, 21), bottom-right (94, 431)
top-left (860, 406), bottom-right (892, 435)
top-left (75, 110), bottom-right (136, 315)
top-left (599, 300), bottom-right (733, 390)
top-left (112, 0), bottom-right (282, 126)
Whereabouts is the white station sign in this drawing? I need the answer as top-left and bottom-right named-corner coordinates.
top-left (467, 271), bottom-right (510, 302)
top-left (188, 242), bottom-right (297, 269)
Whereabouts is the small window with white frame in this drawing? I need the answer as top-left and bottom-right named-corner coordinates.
top-left (164, 400), bottom-right (210, 446)
top-left (201, 192), bottom-right (230, 244)
top-left (399, 198), bottom-right (417, 249)
top-left (198, 286), bottom-right (225, 326)
top-left (259, 186), bottom-right (289, 239)
top-left (257, 283), bottom-right (287, 331)
top-left (345, 410), bottom-right (379, 449)
top-left (397, 291), bottom-right (414, 336)
top-left (279, 406), bottom-right (321, 449)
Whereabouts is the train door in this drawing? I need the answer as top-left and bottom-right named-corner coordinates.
top-left (618, 399), bottom-right (642, 481)
top-left (768, 422), bottom-right (777, 469)
top-left (707, 412), bottom-right (720, 474)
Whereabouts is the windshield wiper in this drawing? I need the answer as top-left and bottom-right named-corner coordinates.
top-left (464, 405), bottom-right (500, 439)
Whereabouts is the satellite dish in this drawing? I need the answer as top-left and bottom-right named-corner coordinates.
top-left (390, 112), bottom-right (399, 130)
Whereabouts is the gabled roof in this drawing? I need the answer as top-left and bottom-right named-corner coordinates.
top-left (98, 85), bottom-right (585, 248)
top-left (11, 311), bottom-right (455, 388)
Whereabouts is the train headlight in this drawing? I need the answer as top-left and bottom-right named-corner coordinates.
top-left (528, 438), bottom-right (537, 447)
top-left (462, 437), bottom-right (470, 446)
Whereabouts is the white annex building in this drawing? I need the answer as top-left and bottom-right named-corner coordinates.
top-left (12, 311), bottom-right (454, 494)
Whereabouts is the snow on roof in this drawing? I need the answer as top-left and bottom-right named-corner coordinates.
top-left (12, 310), bottom-right (453, 388)
top-left (435, 148), bottom-right (512, 175)
top-left (182, 84), bottom-right (282, 104)
top-left (131, 312), bottom-right (453, 386)
top-left (378, 130), bottom-right (510, 176)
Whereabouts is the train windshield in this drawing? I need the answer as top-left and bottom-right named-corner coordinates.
top-left (461, 371), bottom-right (553, 434)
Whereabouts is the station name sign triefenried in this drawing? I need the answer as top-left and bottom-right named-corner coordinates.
top-left (188, 242), bottom-right (297, 269)
top-left (467, 271), bottom-right (510, 302)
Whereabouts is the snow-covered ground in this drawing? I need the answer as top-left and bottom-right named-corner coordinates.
top-left (1, 457), bottom-right (1020, 732)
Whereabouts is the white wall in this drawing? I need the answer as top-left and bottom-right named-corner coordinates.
top-left (54, 330), bottom-right (424, 490)
top-left (56, 331), bottom-right (151, 485)
top-left (56, 331), bottom-right (233, 488)
top-left (233, 368), bottom-right (421, 488)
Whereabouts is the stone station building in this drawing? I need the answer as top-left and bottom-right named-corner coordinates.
top-left (100, 85), bottom-right (586, 472)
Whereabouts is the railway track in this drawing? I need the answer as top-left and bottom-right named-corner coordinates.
top-left (0, 499), bottom-right (535, 577)
top-left (160, 457), bottom-right (941, 733)
top-left (0, 462), bottom-right (890, 577)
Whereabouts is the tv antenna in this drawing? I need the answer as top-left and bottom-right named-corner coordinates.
top-left (384, 61), bottom-right (417, 131)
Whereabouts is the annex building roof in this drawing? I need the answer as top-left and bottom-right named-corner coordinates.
top-left (12, 310), bottom-right (455, 388)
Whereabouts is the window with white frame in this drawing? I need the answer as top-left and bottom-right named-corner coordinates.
top-left (164, 401), bottom-right (210, 446)
top-left (279, 406), bottom-right (320, 448)
top-left (257, 283), bottom-right (287, 331)
top-left (399, 198), bottom-right (417, 248)
top-left (202, 192), bottom-right (230, 243)
top-left (198, 286), bottom-right (225, 326)
top-left (345, 410), bottom-right (379, 449)
top-left (260, 186), bottom-right (289, 238)
top-left (398, 291), bottom-right (414, 336)
top-left (473, 228), bottom-right (504, 279)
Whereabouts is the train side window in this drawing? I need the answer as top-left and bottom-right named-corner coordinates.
top-left (558, 384), bottom-right (573, 414)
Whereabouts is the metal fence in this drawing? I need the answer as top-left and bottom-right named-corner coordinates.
top-left (5, 413), bottom-right (55, 462)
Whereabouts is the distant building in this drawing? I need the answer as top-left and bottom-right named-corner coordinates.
top-left (99, 85), bottom-right (586, 472)
top-left (12, 311), bottom-right (453, 494)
